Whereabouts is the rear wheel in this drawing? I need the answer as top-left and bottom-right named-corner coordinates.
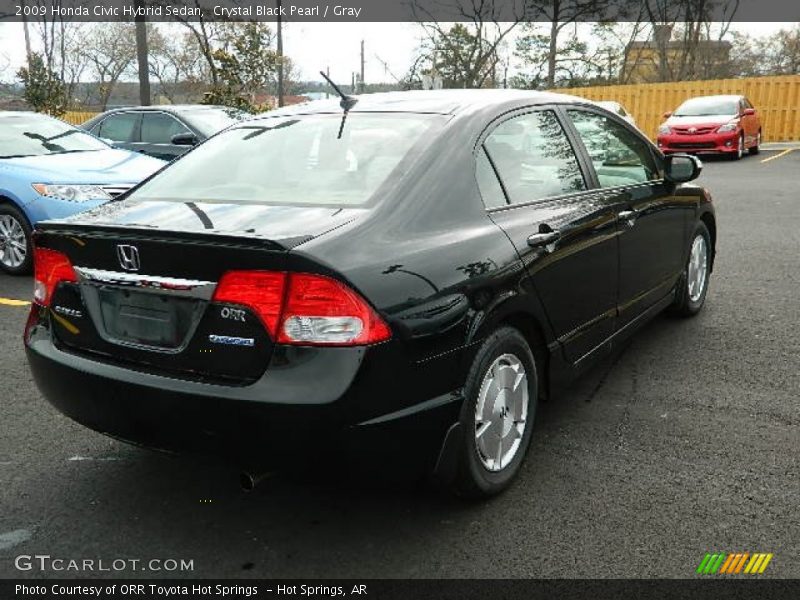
top-left (450, 326), bottom-right (538, 498)
top-left (669, 222), bottom-right (711, 317)
top-left (749, 131), bottom-right (761, 155)
top-left (0, 204), bottom-right (32, 275)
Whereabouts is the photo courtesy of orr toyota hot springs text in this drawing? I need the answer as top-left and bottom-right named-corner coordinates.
top-left (0, 0), bottom-right (799, 598)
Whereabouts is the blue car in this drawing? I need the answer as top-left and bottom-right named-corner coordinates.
top-left (0, 111), bottom-right (165, 274)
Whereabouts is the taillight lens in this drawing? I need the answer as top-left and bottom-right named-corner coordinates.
top-left (33, 248), bottom-right (77, 307)
top-left (212, 270), bottom-right (391, 346)
top-left (278, 273), bottom-right (391, 345)
top-left (212, 271), bottom-right (288, 337)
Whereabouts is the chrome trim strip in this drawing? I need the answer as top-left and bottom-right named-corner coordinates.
top-left (74, 267), bottom-right (217, 299)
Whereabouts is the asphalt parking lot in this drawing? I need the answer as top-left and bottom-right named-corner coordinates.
top-left (0, 149), bottom-right (798, 579)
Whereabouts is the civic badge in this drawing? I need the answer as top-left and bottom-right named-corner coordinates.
top-left (116, 244), bottom-right (141, 271)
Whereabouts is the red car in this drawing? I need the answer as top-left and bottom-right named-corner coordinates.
top-left (657, 94), bottom-right (762, 160)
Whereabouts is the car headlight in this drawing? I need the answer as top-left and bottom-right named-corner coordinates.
top-left (31, 184), bottom-right (112, 203)
top-left (658, 125), bottom-right (671, 135)
top-left (717, 121), bottom-right (739, 133)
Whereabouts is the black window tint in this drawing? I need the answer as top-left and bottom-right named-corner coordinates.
top-left (484, 110), bottom-right (585, 204)
top-left (475, 148), bottom-right (507, 209)
top-left (567, 110), bottom-right (659, 188)
top-left (98, 113), bottom-right (138, 142)
top-left (141, 113), bottom-right (190, 144)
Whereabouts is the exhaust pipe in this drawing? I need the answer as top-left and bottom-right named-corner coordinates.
top-left (240, 470), bottom-right (273, 492)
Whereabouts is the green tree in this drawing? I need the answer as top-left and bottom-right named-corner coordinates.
top-left (203, 23), bottom-right (283, 111)
top-left (17, 53), bottom-right (67, 116)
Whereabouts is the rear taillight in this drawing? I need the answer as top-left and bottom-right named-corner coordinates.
top-left (212, 271), bottom-right (288, 337)
top-left (212, 270), bottom-right (391, 346)
top-left (278, 273), bottom-right (392, 345)
top-left (33, 248), bottom-right (77, 307)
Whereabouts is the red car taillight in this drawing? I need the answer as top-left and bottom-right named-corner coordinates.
top-left (212, 271), bottom-right (391, 346)
top-left (33, 248), bottom-right (77, 307)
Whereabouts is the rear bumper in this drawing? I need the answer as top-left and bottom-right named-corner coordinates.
top-left (24, 308), bottom-right (461, 469)
top-left (657, 130), bottom-right (741, 154)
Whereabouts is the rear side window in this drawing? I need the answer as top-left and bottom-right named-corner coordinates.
top-left (475, 148), bottom-right (507, 209)
top-left (141, 113), bottom-right (190, 144)
top-left (483, 110), bottom-right (586, 205)
top-left (567, 110), bottom-right (659, 188)
top-left (99, 113), bottom-right (138, 142)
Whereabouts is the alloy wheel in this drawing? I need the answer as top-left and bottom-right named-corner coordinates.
top-left (687, 234), bottom-right (709, 302)
top-left (0, 214), bottom-right (27, 269)
top-left (474, 353), bottom-right (529, 472)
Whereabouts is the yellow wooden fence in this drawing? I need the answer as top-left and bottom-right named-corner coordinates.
top-left (556, 75), bottom-right (800, 142)
top-left (62, 75), bottom-right (800, 142)
top-left (62, 110), bottom-right (97, 126)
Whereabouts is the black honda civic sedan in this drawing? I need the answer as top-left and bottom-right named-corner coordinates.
top-left (25, 90), bottom-right (715, 497)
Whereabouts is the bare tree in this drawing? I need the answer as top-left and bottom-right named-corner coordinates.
top-left (410, 0), bottom-right (525, 88)
top-left (84, 23), bottom-right (138, 110)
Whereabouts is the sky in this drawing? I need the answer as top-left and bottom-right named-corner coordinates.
top-left (0, 21), bottom-right (793, 86)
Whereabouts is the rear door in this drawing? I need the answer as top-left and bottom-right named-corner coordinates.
top-left (478, 106), bottom-right (624, 364)
top-left (564, 107), bottom-right (688, 330)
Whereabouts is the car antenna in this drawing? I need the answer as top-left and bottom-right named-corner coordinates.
top-left (320, 70), bottom-right (358, 139)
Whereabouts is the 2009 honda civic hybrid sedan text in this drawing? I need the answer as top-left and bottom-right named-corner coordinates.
top-left (25, 90), bottom-right (716, 497)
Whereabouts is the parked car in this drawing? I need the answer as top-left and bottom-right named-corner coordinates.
top-left (657, 94), bottom-right (762, 160)
top-left (595, 100), bottom-right (637, 126)
top-left (25, 90), bottom-right (716, 497)
top-left (81, 105), bottom-right (248, 161)
top-left (0, 111), bottom-right (164, 274)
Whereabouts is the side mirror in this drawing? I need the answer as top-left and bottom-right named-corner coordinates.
top-left (663, 111), bottom-right (673, 119)
top-left (665, 153), bottom-right (702, 184)
top-left (171, 132), bottom-right (199, 146)
top-left (743, 108), bottom-right (756, 116)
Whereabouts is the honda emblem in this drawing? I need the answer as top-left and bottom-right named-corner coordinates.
top-left (116, 244), bottom-right (141, 271)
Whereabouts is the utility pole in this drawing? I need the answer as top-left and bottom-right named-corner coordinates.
top-left (277, 0), bottom-right (284, 107)
top-left (359, 39), bottom-right (365, 93)
top-left (134, 0), bottom-right (151, 105)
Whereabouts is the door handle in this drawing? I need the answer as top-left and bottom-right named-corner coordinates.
top-left (618, 209), bottom-right (638, 226)
top-left (527, 230), bottom-right (561, 249)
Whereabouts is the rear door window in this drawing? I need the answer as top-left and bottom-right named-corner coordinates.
top-left (482, 110), bottom-right (586, 205)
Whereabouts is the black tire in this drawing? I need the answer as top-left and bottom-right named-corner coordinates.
top-left (749, 131), bottom-right (761, 155)
top-left (0, 203), bottom-right (33, 275)
top-left (450, 326), bottom-right (538, 498)
top-left (669, 222), bottom-right (712, 317)
top-left (730, 133), bottom-right (745, 160)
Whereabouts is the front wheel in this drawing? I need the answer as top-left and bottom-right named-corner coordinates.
top-left (749, 131), bottom-right (761, 155)
top-left (669, 222), bottom-right (712, 317)
top-left (0, 204), bottom-right (33, 275)
top-left (731, 132), bottom-right (745, 160)
top-left (450, 326), bottom-right (538, 498)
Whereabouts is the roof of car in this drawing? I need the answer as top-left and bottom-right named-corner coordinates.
top-left (682, 94), bottom-right (743, 101)
top-left (101, 105), bottom-right (233, 113)
top-left (256, 89), bottom-right (586, 119)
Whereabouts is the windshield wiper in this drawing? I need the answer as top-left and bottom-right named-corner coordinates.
top-left (320, 70), bottom-right (358, 139)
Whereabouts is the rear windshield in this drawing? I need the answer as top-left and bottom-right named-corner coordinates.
top-left (674, 97), bottom-right (739, 117)
top-left (130, 113), bottom-right (445, 207)
top-left (0, 114), bottom-right (109, 158)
